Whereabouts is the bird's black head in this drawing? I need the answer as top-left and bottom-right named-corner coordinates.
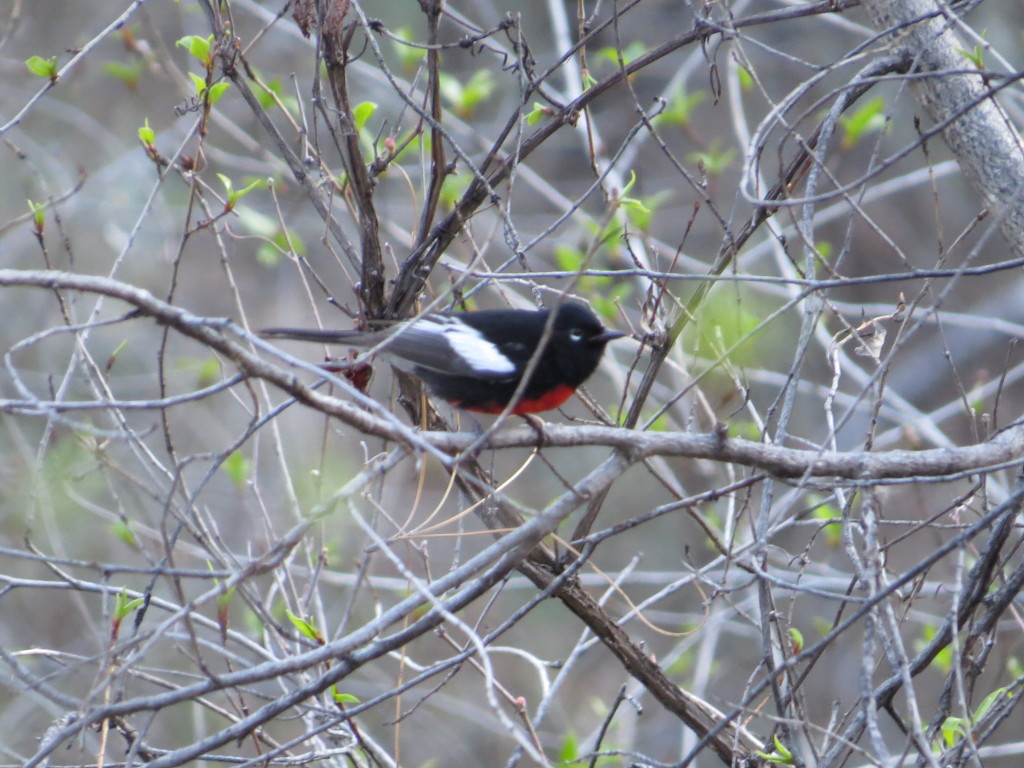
top-left (552, 303), bottom-right (625, 347)
top-left (549, 303), bottom-right (626, 386)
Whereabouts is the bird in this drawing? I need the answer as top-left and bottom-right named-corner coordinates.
top-left (260, 302), bottom-right (625, 415)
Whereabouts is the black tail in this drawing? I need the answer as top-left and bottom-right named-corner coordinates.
top-left (259, 327), bottom-right (364, 344)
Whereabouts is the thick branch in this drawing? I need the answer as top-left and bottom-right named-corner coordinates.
top-left (862, 0), bottom-right (1024, 255)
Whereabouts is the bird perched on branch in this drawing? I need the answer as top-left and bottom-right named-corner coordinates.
top-left (260, 302), bottom-right (624, 415)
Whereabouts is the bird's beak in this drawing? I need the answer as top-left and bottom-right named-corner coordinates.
top-left (595, 329), bottom-right (627, 343)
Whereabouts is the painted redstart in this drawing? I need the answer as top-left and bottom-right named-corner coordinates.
top-left (260, 303), bottom-right (625, 415)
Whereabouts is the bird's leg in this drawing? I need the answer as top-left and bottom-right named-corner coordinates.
top-left (520, 413), bottom-right (546, 449)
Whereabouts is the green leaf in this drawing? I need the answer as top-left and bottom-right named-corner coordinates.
top-left (103, 60), bottom-right (141, 88)
top-left (557, 731), bottom-right (578, 766)
top-left (956, 37), bottom-right (985, 69)
top-left (460, 70), bottom-right (494, 113)
top-left (654, 86), bottom-right (706, 128)
top-left (285, 609), bottom-right (322, 642)
top-left (254, 77), bottom-right (298, 114)
top-left (813, 511), bottom-right (841, 548)
top-left (222, 450), bottom-right (251, 488)
top-left (643, 411), bottom-right (669, 432)
top-left (438, 73), bottom-right (463, 109)
top-left (256, 227), bottom-right (303, 266)
top-left (176, 34), bottom-right (213, 66)
top-left (624, 189), bottom-right (671, 231)
top-left (620, 193), bottom-right (649, 216)
top-left (195, 357), bottom-right (221, 388)
top-left (554, 244), bottom-right (585, 273)
top-left (620, 169), bottom-right (638, 197)
top-left (110, 521), bottom-right (137, 548)
top-left (737, 65), bottom-right (754, 91)
top-left (114, 587), bottom-right (144, 621)
top-left (438, 173), bottom-right (471, 210)
top-left (439, 70), bottom-right (494, 117)
top-left (26, 55), bottom-right (58, 81)
top-left (686, 138), bottom-right (737, 176)
top-left (105, 339), bottom-right (128, 373)
top-left (255, 72), bottom-right (278, 108)
top-left (594, 219), bottom-right (623, 251)
top-left (271, 228), bottom-right (306, 257)
top-left (256, 243), bottom-right (282, 266)
top-left (914, 625), bottom-right (953, 674)
top-left (137, 118), bottom-right (156, 147)
top-left (810, 497), bottom-right (842, 548)
top-left (188, 71), bottom-right (206, 95)
top-left (235, 206), bottom-right (278, 238)
top-left (941, 716), bottom-right (967, 747)
top-left (331, 686), bottom-right (360, 704)
top-left (234, 177), bottom-right (265, 202)
top-left (391, 27), bottom-right (426, 71)
top-left (756, 734), bottom-right (794, 765)
top-left (788, 627), bottom-right (804, 654)
top-left (217, 583), bottom-right (236, 610)
top-left (217, 173), bottom-right (234, 196)
top-left (838, 97), bottom-right (887, 148)
top-left (526, 101), bottom-right (551, 125)
top-left (26, 199), bottom-right (45, 232)
top-left (580, 271), bottom-right (613, 290)
top-left (1008, 656), bottom-right (1023, 678)
top-left (973, 686), bottom-right (1008, 724)
top-left (590, 284), bottom-right (630, 321)
top-left (217, 175), bottom-right (263, 210)
top-left (190, 35), bottom-right (212, 62)
top-left (597, 41), bottom-right (647, 67)
top-left (207, 81), bottom-right (230, 105)
top-left (353, 101), bottom-right (377, 131)
top-left (729, 421), bottom-right (763, 441)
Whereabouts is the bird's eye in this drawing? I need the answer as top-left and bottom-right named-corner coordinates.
top-left (569, 328), bottom-right (585, 342)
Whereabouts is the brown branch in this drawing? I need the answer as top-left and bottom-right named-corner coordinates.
top-left (318, 0), bottom-right (385, 317)
top-left (518, 558), bottom-right (762, 765)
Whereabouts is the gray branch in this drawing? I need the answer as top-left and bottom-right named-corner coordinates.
top-left (861, 0), bottom-right (1024, 255)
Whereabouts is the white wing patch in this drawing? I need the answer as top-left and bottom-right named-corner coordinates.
top-left (440, 320), bottom-right (516, 376)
